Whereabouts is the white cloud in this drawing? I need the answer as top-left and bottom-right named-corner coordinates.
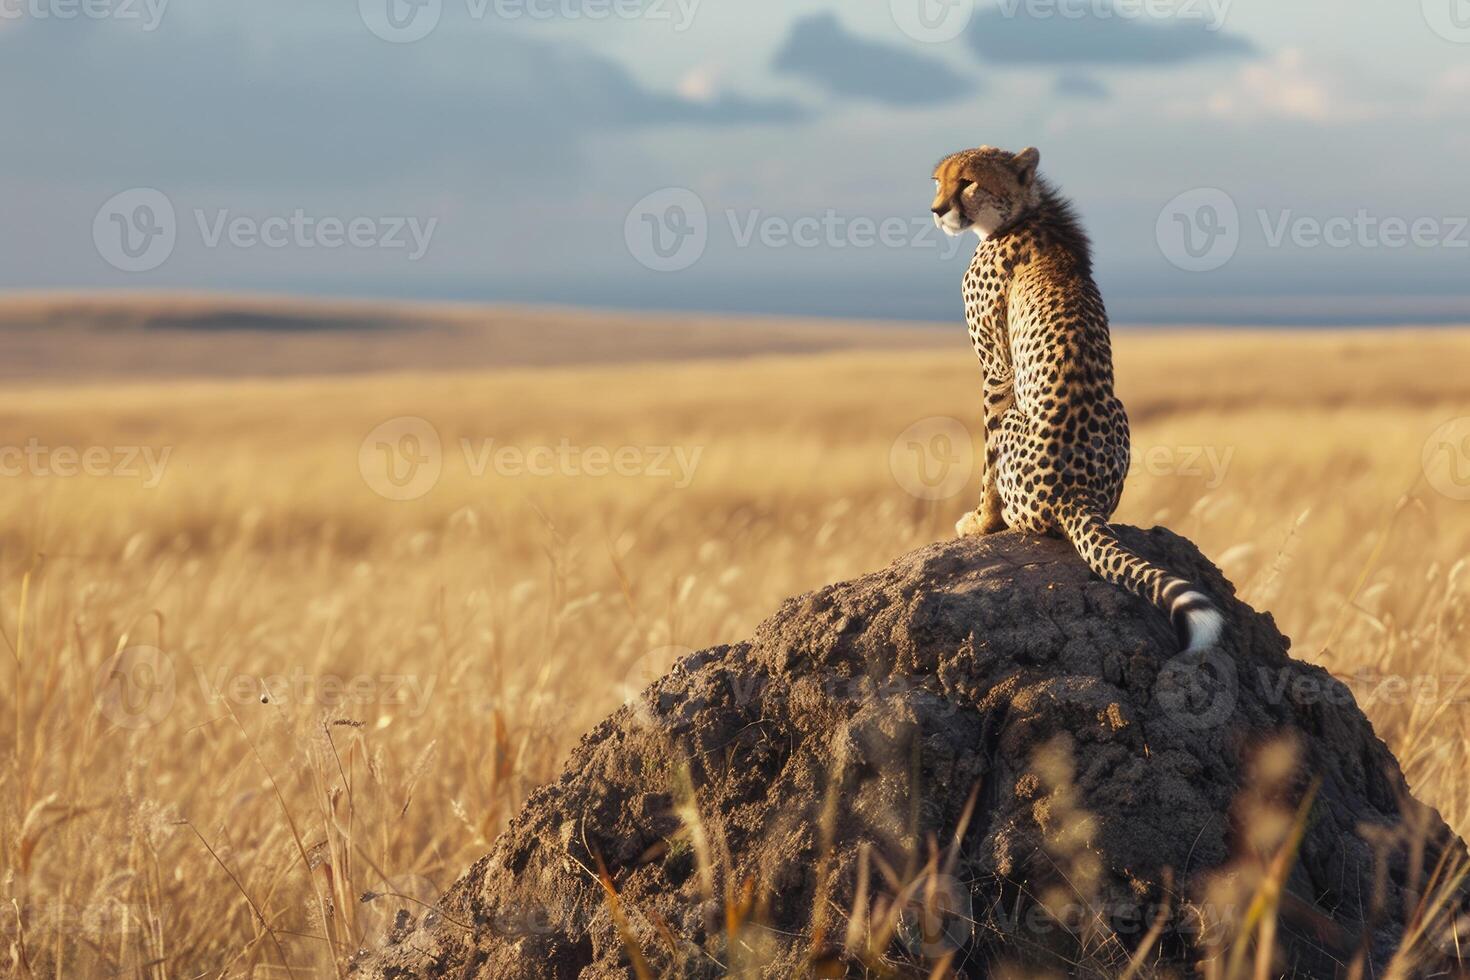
top-left (1427, 65), bottom-right (1470, 110)
top-left (676, 66), bottom-right (722, 104)
top-left (1197, 49), bottom-right (1393, 123)
top-left (1186, 50), bottom-right (1470, 125)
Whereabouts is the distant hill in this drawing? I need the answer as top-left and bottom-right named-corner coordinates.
top-left (0, 291), bottom-right (949, 384)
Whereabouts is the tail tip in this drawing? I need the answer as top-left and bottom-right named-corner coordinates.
top-left (1172, 590), bottom-right (1225, 653)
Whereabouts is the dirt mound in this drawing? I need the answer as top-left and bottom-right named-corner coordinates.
top-left (351, 527), bottom-right (1469, 979)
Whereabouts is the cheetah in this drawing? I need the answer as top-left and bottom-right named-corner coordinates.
top-left (930, 144), bottom-right (1223, 654)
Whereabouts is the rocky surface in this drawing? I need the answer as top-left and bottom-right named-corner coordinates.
top-left (351, 527), bottom-right (1469, 979)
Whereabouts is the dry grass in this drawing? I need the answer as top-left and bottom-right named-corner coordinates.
top-left (2, 327), bottom-right (1469, 977)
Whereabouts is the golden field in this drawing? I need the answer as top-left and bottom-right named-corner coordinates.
top-left (2, 317), bottom-right (1470, 977)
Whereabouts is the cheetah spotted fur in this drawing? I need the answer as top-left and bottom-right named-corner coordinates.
top-left (931, 144), bottom-right (1224, 653)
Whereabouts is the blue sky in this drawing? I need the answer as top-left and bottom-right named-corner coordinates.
top-left (3, 0), bottom-right (1469, 324)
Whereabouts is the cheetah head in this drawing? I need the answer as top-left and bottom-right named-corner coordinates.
top-left (931, 145), bottom-right (1041, 240)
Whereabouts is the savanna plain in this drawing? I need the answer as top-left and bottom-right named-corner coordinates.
top-left (2, 301), bottom-right (1469, 978)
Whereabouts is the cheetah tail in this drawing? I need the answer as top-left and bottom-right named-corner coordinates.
top-left (1055, 503), bottom-right (1224, 654)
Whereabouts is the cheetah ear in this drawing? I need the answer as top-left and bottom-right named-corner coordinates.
top-left (1013, 146), bottom-right (1040, 186)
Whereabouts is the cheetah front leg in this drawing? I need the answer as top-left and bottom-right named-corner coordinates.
top-left (956, 374), bottom-right (1014, 538)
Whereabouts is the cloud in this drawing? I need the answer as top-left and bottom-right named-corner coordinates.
top-left (967, 2), bottom-right (1255, 66)
top-left (773, 12), bottom-right (974, 106)
top-left (1423, 66), bottom-right (1470, 121)
top-left (1054, 73), bottom-right (1109, 99)
top-left (676, 67), bottom-right (723, 103)
top-left (1190, 49), bottom-right (1405, 124)
top-left (0, 16), bottom-right (804, 187)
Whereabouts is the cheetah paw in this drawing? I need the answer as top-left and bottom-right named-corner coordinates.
top-left (955, 510), bottom-right (1004, 538)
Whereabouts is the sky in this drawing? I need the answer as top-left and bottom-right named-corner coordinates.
top-left (2, 0), bottom-right (1469, 324)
